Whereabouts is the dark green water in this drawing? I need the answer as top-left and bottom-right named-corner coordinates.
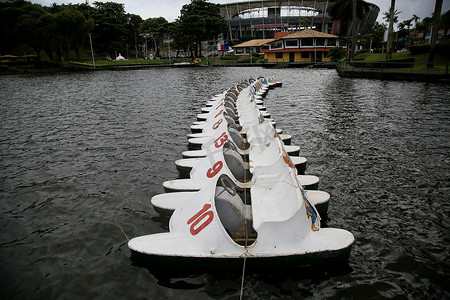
top-left (1, 67), bottom-right (449, 299)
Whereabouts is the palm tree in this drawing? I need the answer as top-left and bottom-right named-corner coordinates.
top-left (440, 10), bottom-right (450, 40)
top-left (386, 0), bottom-right (396, 60)
top-left (328, 0), bottom-right (371, 60)
top-left (414, 17), bottom-right (433, 42)
top-left (383, 9), bottom-right (401, 24)
top-left (427, 0), bottom-right (443, 68)
top-left (351, 0), bottom-right (357, 60)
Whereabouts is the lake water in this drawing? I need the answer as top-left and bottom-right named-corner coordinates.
top-left (1, 67), bottom-right (449, 299)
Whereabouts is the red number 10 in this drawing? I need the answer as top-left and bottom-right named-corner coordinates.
top-left (187, 204), bottom-right (214, 235)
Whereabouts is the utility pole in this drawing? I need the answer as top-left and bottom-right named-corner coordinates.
top-left (88, 33), bottom-right (95, 68)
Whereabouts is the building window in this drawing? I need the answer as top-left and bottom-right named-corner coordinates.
top-left (316, 38), bottom-right (325, 46)
top-left (270, 41), bottom-right (283, 50)
top-left (301, 52), bottom-right (309, 58)
top-left (327, 39), bottom-right (336, 47)
top-left (301, 38), bottom-right (313, 47)
top-left (285, 39), bottom-right (298, 48)
top-left (276, 52), bottom-right (283, 59)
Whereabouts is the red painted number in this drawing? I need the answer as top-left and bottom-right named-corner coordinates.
top-left (213, 119), bottom-right (223, 130)
top-left (206, 161), bottom-right (223, 178)
top-left (214, 132), bottom-right (228, 148)
top-left (187, 204), bottom-right (214, 235)
top-left (215, 101), bottom-right (224, 109)
top-left (215, 110), bottom-right (223, 119)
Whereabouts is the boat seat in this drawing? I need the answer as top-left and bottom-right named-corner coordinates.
top-left (224, 99), bottom-right (236, 111)
top-left (215, 186), bottom-right (252, 240)
top-left (225, 93), bottom-right (237, 101)
top-left (224, 147), bottom-right (252, 182)
top-left (225, 115), bottom-right (242, 131)
top-left (228, 127), bottom-right (249, 150)
top-left (225, 107), bottom-right (238, 121)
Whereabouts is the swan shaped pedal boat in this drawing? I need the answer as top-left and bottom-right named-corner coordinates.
top-left (151, 189), bottom-right (329, 217)
top-left (165, 140), bottom-right (319, 192)
top-left (175, 155), bottom-right (307, 177)
top-left (129, 172), bottom-right (353, 268)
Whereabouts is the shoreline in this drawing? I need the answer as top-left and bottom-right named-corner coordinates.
top-left (1, 61), bottom-right (449, 83)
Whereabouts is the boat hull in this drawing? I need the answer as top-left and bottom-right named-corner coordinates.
top-left (130, 245), bottom-right (352, 269)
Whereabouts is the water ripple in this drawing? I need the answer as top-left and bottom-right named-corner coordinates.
top-left (0, 68), bottom-right (449, 299)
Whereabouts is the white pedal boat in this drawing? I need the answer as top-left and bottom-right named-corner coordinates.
top-left (175, 155), bottom-right (307, 177)
top-left (187, 133), bottom-right (291, 150)
top-left (129, 171), bottom-right (353, 268)
top-left (151, 189), bottom-right (329, 217)
top-left (165, 139), bottom-right (318, 192)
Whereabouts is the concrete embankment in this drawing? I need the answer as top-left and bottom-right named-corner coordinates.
top-left (336, 62), bottom-right (450, 83)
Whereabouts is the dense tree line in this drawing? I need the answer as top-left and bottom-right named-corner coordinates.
top-left (327, 0), bottom-right (450, 60)
top-left (0, 0), bottom-right (226, 61)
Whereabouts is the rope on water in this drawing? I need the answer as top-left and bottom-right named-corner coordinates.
top-left (114, 219), bottom-right (129, 242)
top-left (239, 254), bottom-right (247, 300)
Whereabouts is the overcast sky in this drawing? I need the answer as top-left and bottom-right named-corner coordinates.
top-left (31, 0), bottom-right (450, 25)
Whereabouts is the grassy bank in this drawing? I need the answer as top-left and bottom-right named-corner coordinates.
top-left (353, 51), bottom-right (450, 71)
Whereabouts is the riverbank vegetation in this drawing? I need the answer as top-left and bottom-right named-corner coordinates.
top-left (1, 0), bottom-right (449, 76)
top-left (0, 0), bottom-right (226, 63)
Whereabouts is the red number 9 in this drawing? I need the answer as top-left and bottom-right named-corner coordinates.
top-left (207, 161), bottom-right (223, 178)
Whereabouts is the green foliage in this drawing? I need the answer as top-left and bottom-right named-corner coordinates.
top-left (409, 44), bottom-right (431, 55)
top-left (0, 0), bottom-right (228, 62)
top-left (219, 55), bottom-right (238, 61)
top-left (178, 0), bottom-right (227, 57)
top-left (250, 52), bottom-right (262, 59)
top-left (327, 46), bottom-right (346, 61)
top-left (435, 42), bottom-right (450, 57)
top-left (141, 17), bottom-right (169, 57)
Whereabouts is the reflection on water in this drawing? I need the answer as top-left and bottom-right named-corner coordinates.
top-left (0, 68), bottom-right (449, 299)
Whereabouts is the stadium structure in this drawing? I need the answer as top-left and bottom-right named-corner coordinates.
top-left (218, 0), bottom-right (380, 41)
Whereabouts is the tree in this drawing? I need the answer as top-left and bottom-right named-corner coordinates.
top-left (427, 0), bottom-right (443, 68)
top-left (141, 17), bottom-right (168, 57)
top-left (0, 6), bottom-right (26, 54)
top-left (398, 18), bottom-right (413, 49)
top-left (126, 14), bottom-right (143, 59)
top-left (15, 3), bottom-right (47, 59)
top-left (351, 0), bottom-right (357, 60)
top-left (440, 10), bottom-right (450, 40)
top-left (170, 19), bottom-right (190, 58)
top-left (178, 0), bottom-right (226, 58)
top-left (54, 8), bottom-right (93, 61)
top-left (300, 18), bottom-right (310, 28)
top-left (383, 9), bottom-right (401, 25)
top-left (328, 0), bottom-right (371, 59)
top-left (91, 2), bottom-right (129, 56)
top-left (386, 0), bottom-right (396, 60)
top-left (326, 46), bottom-right (346, 61)
top-left (414, 17), bottom-right (433, 42)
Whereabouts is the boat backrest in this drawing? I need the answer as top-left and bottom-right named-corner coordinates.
top-left (215, 186), bottom-right (251, 237)
top-left (225, 98), bottom-right (236, 108)
top-left (225, 115), bottom-right (242, 131)
top-left (225, 92), bottom-right (237, 101)
top-left (224, 147), bottom-right (252, 182)
top-left (225, 107), bottom-right (238, 121)
top-left (228, 127), bottom-right (249, 150)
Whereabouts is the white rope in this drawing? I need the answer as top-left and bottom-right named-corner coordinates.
top-left (114, 219), bottom-right (129, 242)
top-left (239, 80), bottom-right (251, 300)
top-left (239, 254), bottom-right (247, 300)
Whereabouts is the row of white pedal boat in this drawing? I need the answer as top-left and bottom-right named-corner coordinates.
top-left (128, 77), bottom-right (354, 268)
